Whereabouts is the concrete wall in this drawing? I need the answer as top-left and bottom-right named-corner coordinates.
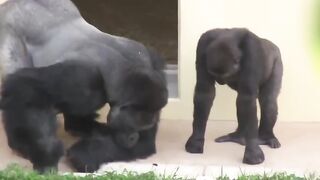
top-left (1, 0), bottom-right (319, 122)
top-left (162, 0), bottom-right (320, 122)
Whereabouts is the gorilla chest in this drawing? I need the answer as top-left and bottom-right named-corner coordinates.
top-left (214, 76), bottom-right (239, 90)
top-left (226, 81), bottom-right (238, 90)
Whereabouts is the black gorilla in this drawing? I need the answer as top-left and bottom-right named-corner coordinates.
top-left (67, 121), bottom-right (159, 172)
top-left (185, 28), bottom-right (283, 165)
top-left (0, 59), bottom-right (167, 172)
top-left (0, 0), bottom-right (168, 172)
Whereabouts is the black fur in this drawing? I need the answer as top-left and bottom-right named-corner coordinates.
top-left (67, 120), bottom-right (159, 172)
top-left (0, 0), bottom-right (168, 172)
top-left (1, 59), bottom-right (167, 172)
top-left (185, 28), bottom-right (283, 165)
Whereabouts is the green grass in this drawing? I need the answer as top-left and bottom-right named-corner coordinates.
top-left (217, 173), bottom-right (316, 180)
top-left (0, 164), bottom-right (319, 180)
top-left (0, 164), bottom-right (184, 180)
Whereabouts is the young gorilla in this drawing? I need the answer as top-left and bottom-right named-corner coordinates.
top-left (0, 59), bottom-right (168, 172)
top-left (67, 121), bottom-right (159, 172)
top-left (185, 28), bottom-right (283, 165)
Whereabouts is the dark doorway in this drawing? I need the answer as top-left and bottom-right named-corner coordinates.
top-left (71, 0), bottom-right (178, 65)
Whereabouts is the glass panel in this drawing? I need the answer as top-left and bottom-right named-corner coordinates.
top-left (71, 0), bottom-right (179, 98)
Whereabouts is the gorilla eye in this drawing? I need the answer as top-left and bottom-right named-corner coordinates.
top-left (120, 105), bottom-right (136, 112)
top-left (131, 105), bottom-right (146, 111)
top-left (234, 58), bottom-right (240, 63)
top-left (122, 104), bottom-right (143, 111)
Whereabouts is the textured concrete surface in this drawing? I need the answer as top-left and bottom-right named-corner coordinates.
top-left (1, 119), bottom-right (320, 176)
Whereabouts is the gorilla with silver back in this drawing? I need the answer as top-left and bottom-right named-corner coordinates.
top-left (0, 0), bottom-right (168, 172)
top-left (185, 28), bottom-right (283, 164)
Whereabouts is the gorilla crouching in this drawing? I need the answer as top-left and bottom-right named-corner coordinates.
top-left (185, 28), bottom-right (283, 165)
top-left (1, 59), bottom-right (167, 172)
top-left (0, 0), bottom-right (168, 172)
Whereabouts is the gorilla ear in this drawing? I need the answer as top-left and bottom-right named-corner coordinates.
top-left (129, 70), bottom-right (153, 87)
top-left (123, 69), bottom-right (168, 110)
top-left (197, 29), bottom-right (225, 59)
top-left (231, 28), bottom-right (250, 48)
top-left (197, 28), bottom-right (249, 61)
top-left (130, 69), bottom-right (167, 91)
top-left (237, 29), bottom-right (263, 62)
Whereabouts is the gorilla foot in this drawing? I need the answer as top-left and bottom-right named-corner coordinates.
top-left (215, 132), bottom-right (246, 145)
top-left (185, 136), bottom-right (204, 153)
top-left (259, 136), bottom-right (281, 148)
top-left (33, 164), bottom-right (58, 174)
top-left (243, 145), bottom-right (265, 165)
top-left (215, 132), bottom-right (281, 149)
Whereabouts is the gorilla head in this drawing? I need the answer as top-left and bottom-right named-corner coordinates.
top-left (107, 69), bottom-right (168, 148)
top-left (206, 40), bottom-right (241, 81)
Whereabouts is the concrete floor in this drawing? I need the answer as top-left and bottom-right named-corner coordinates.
top-left (0, 119), bottom-right (320, 178)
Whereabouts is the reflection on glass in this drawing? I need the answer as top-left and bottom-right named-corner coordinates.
top-left (72, 0), bottom-right (178, 98)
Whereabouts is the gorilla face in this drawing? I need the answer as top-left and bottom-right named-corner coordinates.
top-left (106, 105), bottom-right (161, 148)
top-left (206, 40), bottom-right (241, 83)
top-left (108, 106), bottom-right (159, 131)
top-left (114, 131), bottom-right (140, 149)
top-left (106, 69), bottom-right (168, 148)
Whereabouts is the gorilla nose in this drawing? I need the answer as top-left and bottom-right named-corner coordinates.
top-left (212, 67), bottom-right (226, 75)
top-left (115, 132), bottom-right (140, 148)
top-left (208, 67), bottom-right (226, 77)
top-left (128, 133), bottom-right (139, 144)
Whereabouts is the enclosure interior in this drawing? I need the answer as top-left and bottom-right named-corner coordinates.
top-left (71, 0), bottom-right (179, 98)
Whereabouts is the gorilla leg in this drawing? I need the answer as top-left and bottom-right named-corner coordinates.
top-left (258, 60), bottom-right (282, 148)
top-left (215, 60), bottom-right (282, 147)
top-left (64, 113), bottom-right (105, 136)
top-left (3, 108), bottom-right (63, 172)
top-left (237, 94), bottom-right (264, 165)
top-left (185, 72), bottom-right (215, 153)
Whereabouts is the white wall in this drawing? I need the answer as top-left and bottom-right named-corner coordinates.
top-left (1, 0), bottom-right (319, 122)
top-left (162, 0), bottom-right (320, 122)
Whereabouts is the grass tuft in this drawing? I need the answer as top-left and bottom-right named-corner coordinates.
top-left (0, 164), bottom-right (319, 180)
top-left (0, 164), bottom-right (185, 180)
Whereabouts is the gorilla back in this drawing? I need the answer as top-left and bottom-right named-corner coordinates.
top-left (0, 0), bottom-right (155, 75)
top-left (0, 0), bottom-right (168, 139)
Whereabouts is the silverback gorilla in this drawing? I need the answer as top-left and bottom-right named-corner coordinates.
top-left (0, 0), bottom-right (168, 172)
top-left (185, 28), bottom-right (283, 164)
